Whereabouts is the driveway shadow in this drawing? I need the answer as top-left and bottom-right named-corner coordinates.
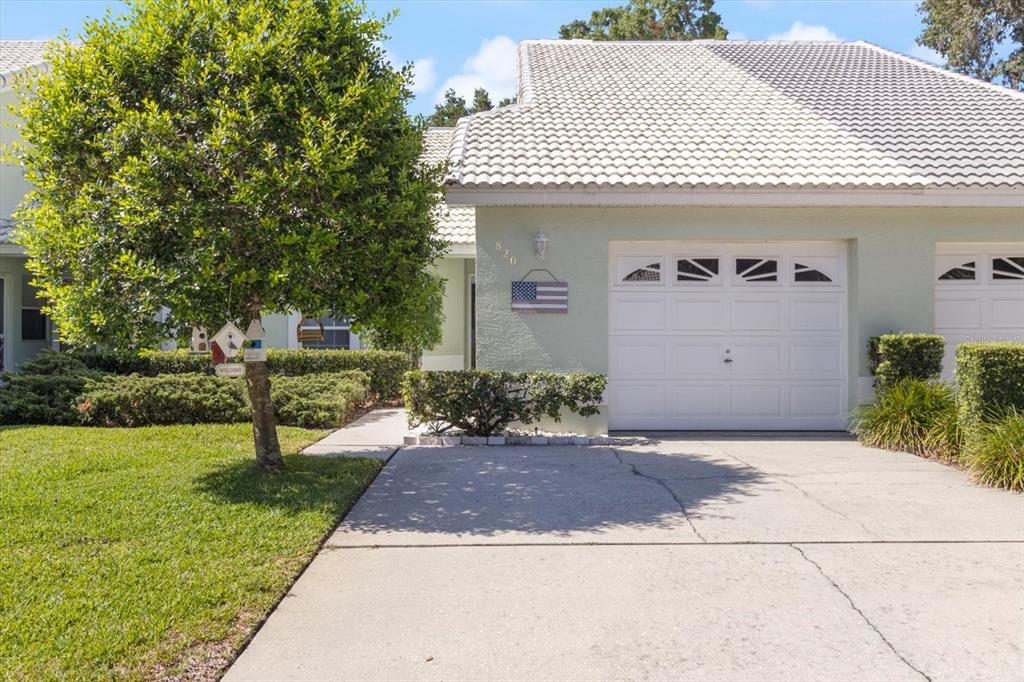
top-left (337, 446), bottom-right (765, 540)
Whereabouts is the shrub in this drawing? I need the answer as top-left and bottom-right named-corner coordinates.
top-left (77, 374), bottom-right (249, 427)
top-left (269, 371), bottom-right (368, 428)
top-left (0, 351), bottom-right (102, 425)
top-left (868, 333), bottom-right (945, 388)
top-left (963, 408), bottom-right (1024, 491)
top-left (266, 349), bottom-right (411, 401)
top-left (402, 370), bottom-right (607, 437)
top-left (956, 342), bottom-right (1024, 428)
top-left (76, 348), bottom-right (411, 402)
top-left (852, 379), bottom-right (961, 460)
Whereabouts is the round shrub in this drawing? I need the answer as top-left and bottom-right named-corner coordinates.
top-left (964, 409), bottom-right (1024, 492)
top-left (852, 379), bottom-right (961, 460)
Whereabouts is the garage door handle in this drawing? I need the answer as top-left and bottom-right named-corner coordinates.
top-left (723, 358), bottom-right (733, 363)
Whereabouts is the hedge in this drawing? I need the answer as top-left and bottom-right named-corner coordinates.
top-left (403, 370), bottom-right (606, 437)
top-left (75, 371), bottom-right (369, 428)
top-left (868, 333), bottom-right (945, 388)
top-left (0, 351), bottom-right (101, 426)
top-left (956, 342), bottom-right (1024, 427)
top-left (77, 373), bottom-right (249, 427)
top-left (75, 348), bottom-right (410, 401)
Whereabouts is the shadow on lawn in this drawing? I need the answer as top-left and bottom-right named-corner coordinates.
top-left (194, 454), bottom-right (381, 515)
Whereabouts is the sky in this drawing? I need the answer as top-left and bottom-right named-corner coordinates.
top-left (0, 0), bottom-right (942, 116)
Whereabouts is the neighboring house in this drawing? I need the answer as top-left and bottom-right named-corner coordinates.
top-left (445, 40), bottom-right (1024, 432)
top-left (1, 41), bottom-right (54, 373)
top-left (0, 40), bottom-right (474, 369)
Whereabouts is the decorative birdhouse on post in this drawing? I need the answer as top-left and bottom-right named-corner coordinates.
top-left (211, 322), bottom-right (247, 365)
top-left (296, 317), bottom-right (325, 343)
top-left (189, 327), bottom-right (210, 354)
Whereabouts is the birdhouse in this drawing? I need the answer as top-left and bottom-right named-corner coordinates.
top-left (296, 317), bottom-right (325, 343)
top-left (189, 327), bottom-right (210, 354)
top-left (211, 322), bottom-right (247, 360)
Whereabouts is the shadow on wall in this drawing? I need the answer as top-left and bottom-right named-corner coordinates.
top-left (336, 446), bottom-right (766, 537)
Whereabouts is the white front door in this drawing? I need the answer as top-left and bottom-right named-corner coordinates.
top-left (935, 243), bottom-right (1024, 377)
top-left (608, 242), bottom-right (848, 430)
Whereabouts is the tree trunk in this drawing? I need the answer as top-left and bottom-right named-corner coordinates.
top-left (243, 309), bottom-right (283, 470)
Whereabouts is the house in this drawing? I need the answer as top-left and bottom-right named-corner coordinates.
top-left (0, 41), bottom-right (475, 371)
top-left (444, 40), bottom-right (1024, 432)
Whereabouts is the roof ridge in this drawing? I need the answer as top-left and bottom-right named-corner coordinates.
top-left (855, 40), bottom-right (1024, 101)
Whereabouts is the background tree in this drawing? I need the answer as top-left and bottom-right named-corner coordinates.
top-left (559, 0), bottom-right (727, 40)
top-left (917, 0), bottom-right (1023, 89)
top-left (425, 87), bottom-right (514, 126)
top-left (8, 0), bottom-right (446, 469)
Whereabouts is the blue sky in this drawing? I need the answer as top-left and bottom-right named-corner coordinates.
top-left (0, 0), bottom-right (940, 116)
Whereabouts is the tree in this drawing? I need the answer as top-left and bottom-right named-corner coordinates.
top-left (916, 0), bottom-right (1023, 89)
top-left (559, 0), bottom-right (727, 41)
top-left (7, 0), bottom-right (447, 469)
top-left (425, 87), bottom-right (513, 126)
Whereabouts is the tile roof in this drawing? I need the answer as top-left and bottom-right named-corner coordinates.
top-left (424, 127), bottom-right (474, 245)
top-left (0, 218), bottom-right (17, 244)
top-left (0, 40), bottom-right (50, 89)
top-left (448, 40), bottom-right (1024, 192)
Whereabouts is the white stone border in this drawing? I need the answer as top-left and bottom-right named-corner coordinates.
top-left (403, 435), bottom-right (631, 446)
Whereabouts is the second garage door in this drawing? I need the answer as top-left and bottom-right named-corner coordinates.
top-left (608, 242), bottom-right (848, 431)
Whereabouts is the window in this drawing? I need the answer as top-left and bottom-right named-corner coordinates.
top-left (676, 258), bottom-right (719, 282)
top-left (623, 262), bottom-right (661, 282)
top-left (992, 257), bottom-right (1024, 281)
top-left (735, 258), bottom-right (778, 282)
top-left (21, 275), bottom-right (47, 341)
top-left (301, 315), bottom-right (351, 349)
top-left (937, 260), bottom-right (976, 281)
top-left (794, 262), bottom-right (833, 283)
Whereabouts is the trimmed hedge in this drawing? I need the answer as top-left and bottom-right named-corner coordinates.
top-left (265, 350), bottom-right (411, 401)
top-left (75, 348), bottom-right (410, 401)
top-left (77, 373), bottom-right (249, 427)
top-left (267, 371), bottom-right (368, 428)
top-left (868, 333), bottom-right (945, 388)
top-left (0, 351), bottom-right (102, 426)
top-left (403, 370), bottom-right (606, 437)
top-left (956, 342), bottom-right (1024, 427)
top-left (76, 371), bottom-right (370, 428)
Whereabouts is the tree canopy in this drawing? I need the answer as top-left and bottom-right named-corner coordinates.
top-left (916, 0), bottom-right (1023, 89)
top-left (559, 0), bottom-right (727, 41)
top-left (8, 0), bottom-right (447, 466)
top-left (425, 87), bottom-right (515, 127)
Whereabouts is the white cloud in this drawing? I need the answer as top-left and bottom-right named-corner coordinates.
top-left (906, 44), bottom-right (944, 65)
top-left (435, 35), bottom-right (518, 104)
top-left (728, 31), bottom-right (749, 41)
top-left (767, 21), bottom-right (840, 41)
top-left (410, 58), bottom-right (437, 94)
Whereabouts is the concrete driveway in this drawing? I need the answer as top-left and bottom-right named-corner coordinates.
top-left (226, 438), bottom-right (1024, 681)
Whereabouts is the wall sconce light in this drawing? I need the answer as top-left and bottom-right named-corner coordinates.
top-left (534, 230), bottom-right (549, 260)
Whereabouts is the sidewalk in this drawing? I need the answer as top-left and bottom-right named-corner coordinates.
top-left (301, 407), bottom-right (408, 459)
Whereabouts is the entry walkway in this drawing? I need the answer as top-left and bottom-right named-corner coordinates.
top-left (301, 407), bottom-right (408, 459)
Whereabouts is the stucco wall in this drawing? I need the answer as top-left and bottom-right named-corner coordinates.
top-left (475, 205), bottom-right (1024, 408)
top-left (1, 89), bottom-right (32, 222)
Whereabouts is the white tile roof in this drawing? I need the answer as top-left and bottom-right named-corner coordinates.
top-left (424, 127), bottom-right (474, 245)
top-left (448, 40), bottom-right (1024, 192)
top-left (0, 40), bottom-right (50, 89)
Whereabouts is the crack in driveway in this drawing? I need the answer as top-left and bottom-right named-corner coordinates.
top-left (791, 544), bottom-right (932, 681)
top-left (611, 448), bottom-right (708, 543)
top-left (701, 441), bottom-right (884, 540)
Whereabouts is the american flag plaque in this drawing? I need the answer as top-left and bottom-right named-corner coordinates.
top-left (511, 279), bottom-right (568, 313)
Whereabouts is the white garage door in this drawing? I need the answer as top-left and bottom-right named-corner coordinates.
top-left (608, 242), bottom-right (848, 431)
top-left (935, 243), bottom-right (1024, 377)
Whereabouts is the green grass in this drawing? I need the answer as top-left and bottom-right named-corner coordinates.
top-left (0, 424), bottom-right (382, 681)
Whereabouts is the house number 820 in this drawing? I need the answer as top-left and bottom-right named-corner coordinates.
top-left (494, 241), bottom-right (517, 266)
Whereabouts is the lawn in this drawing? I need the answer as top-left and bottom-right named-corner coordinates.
top-left (0, 424), bottom-right (382, 681)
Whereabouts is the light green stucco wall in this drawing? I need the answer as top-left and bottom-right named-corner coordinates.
top-left (1, 89), bottom-right (32, 222)
top-left (475, 205), bottom-right (1024, 409)
top-left (421, 255), bottom-right (472, 369)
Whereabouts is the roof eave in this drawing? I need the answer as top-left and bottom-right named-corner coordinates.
top-left (446, 187), bottom-right (1024, 208)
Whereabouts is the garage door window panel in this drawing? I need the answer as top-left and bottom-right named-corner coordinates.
top-left (992, 256), bottom-right (1024, 281)
top-left (735, 258), bottom-right (779, 284)
top-left (675, 257), bottom-right (721, 284)
top-left (617, 256), bottom-right (664, 285)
